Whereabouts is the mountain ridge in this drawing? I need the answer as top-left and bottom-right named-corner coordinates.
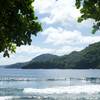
top-left (3, 41), bottom-right (100, 69)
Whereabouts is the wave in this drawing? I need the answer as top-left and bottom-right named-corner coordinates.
top-left (0, 96), bottom-right (13, 100)
top-left (0, 96), bottom-right (50, 100)
top-left (23, 85), bottom-right (100, 94)
top-left (0, 77), bottom-right (100, 81)
top-left (0, 77), bottom-right (74, 81)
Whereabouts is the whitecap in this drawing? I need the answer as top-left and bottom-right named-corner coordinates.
top-left (0, 96), bottom-right (13, 100)
top-left (23, 85), bottom-right (100, 94)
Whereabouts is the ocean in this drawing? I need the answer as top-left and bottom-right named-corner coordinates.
top-left (0, 69), bottom-right (100, 100)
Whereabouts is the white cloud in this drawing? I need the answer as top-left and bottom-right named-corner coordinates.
top-left (54, 46), bottom-right (83, 55)
top-left (0, 0), bottom-right (99, 65)
top-left (0, 44), bottom-right (84, 65)
top-left (34, 0), bottom-right (80, 24)
top-left (0, 45), bottom-right (54, 65)
top-left (41, 27), bottom-right (100, 46)
top-left (0, 55), bottom-right (32, 65)
top-left (1, 31), bottom-right (100, 65)
top-left (16, 45), bottom-right (53, 54)
top-left (34, 0), bottom-right (55, 14)
top-left (0, 43), bottom-right (84, 65)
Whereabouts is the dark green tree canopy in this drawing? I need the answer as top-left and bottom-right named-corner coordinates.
top-left (0, 0), bottom-right (100, 57)
top-left (75, 0), bottom-right (100, 33)
top-left (0, 0), bottom-right (42, 57)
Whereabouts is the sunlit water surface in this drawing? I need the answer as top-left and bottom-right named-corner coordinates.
top-left (0, 69), bottom-right (100, 100)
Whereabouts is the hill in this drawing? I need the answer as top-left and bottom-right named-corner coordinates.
top-left (5, 41), bottom-right (100, 69)
top-left (5, 54), bottom-right (59, 69)
top-left (6, 62), bottom-right (29, 69)
top-left (31, 54), bottom-right (58, 62)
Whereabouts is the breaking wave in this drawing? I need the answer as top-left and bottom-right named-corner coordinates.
top-left (0, 76), bottom-right (100, 82)
top-left (0, 96), bottom-right (13, 100)
top-left (23, 85), bottom-right (100, 94)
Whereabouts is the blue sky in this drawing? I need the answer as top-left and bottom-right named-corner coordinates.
top-left (0, 0), bottom-right (100, 65)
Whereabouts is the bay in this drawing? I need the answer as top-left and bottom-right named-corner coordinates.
top-left (0, 69), bottom-right (100, 100)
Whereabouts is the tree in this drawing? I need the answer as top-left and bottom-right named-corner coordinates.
top-left (1, 0), bottom-right (100, 57)
top-left (75, 0), bottom-right (100, 34)
top-left (0, 0), bottom-right (42, 57)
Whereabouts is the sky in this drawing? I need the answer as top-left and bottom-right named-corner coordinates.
top-left (0, 0), bottom-right (100, 65)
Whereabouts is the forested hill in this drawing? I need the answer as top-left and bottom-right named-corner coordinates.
top-left (5, 41), bottom-right (100, 69)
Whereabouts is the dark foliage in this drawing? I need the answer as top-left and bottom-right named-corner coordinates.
top-left (0, 0), bottom-right (42, 57)
top-left (75, 0), bottom-right (100, 33)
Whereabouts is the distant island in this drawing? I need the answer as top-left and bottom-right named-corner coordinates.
top-left (1, 41), bottom-right (100, 69)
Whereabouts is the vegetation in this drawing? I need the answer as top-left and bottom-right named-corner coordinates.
top-left (0, 0), bottom-right (100, 57)
top-left (0, 0), bottom-right (42, 57)
top-left (5, 41), bottom-right (100, 69)
top-left (75, 0), bottom-right (100, 33)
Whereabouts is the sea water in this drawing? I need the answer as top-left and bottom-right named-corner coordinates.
top-left (0, 69), bottom-right (100, 100)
